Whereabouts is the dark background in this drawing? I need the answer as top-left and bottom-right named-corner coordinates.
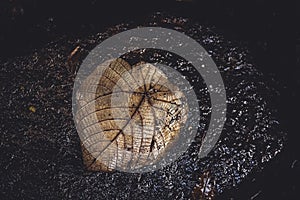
top-left (0, 0), bottom-right (297, 199)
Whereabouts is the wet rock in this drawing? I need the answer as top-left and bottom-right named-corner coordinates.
top-left (0, 13), bottom-right (286, 199)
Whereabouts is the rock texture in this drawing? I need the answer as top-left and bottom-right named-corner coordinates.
top-left (0, 13), bottom-right (286, 199)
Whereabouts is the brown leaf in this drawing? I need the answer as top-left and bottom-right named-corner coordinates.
top-left (76, 58), bottom-right (188, 172)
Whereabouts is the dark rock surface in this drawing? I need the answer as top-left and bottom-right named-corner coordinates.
top-left (0, 12), bottom-right (290, 199)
